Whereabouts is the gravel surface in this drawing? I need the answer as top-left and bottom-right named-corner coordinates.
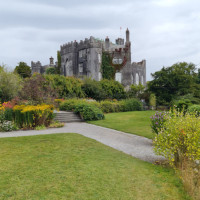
top-left (0, 122), bottom-right (165, 163)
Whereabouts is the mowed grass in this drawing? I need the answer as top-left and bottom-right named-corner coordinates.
top-left (89, 110), bottom-right (156, 139)
top-left (0, 133), bottom-right (190, 200)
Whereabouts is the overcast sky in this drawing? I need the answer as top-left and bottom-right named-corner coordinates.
top-left (0, 0), bottom-right (200, 80)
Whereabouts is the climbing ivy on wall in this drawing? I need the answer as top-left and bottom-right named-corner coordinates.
top-left (101, 52), bottom-right (115, 80)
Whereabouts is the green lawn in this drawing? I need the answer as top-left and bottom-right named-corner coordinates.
top-left (0, 133), bottom-right (190, 200)
top-left (89, 110), bottom-right (156, 139)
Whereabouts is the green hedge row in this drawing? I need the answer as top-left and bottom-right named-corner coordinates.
top-left (60, 98), bottom-right (143, 120)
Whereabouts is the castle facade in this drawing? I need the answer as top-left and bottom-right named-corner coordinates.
top-left (32, 29), bottom-right (146, 87)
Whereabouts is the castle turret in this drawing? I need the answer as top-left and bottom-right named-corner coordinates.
top-left (126, 28), bottom-right (130, 43)
top-left (49, 56), bottom-right (54, 66)
top-left (105, 36), bottom-right (110, 50)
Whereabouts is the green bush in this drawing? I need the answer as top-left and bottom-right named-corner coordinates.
top-left (74, 103), bottom-right (104, 121)
top-left (188, 104), bottom-right (200, 116)
top-left (100, 100), bottom-right (120, 113)
top-left (100, 79), bottom-right (126, 100)
top-left (45, 75), bottom-right (84, 98)
top-left (4, 108), bottom-right (13, 121)
top-left (60, 99), bottom-right (86, 111)
top-left (119, 99), bottom-right (143, 112)
top-left (154, 109), bottom-right (200, 166)
top-left (82, 78), bottom-right (106, 100)
top-left (172, 99), bottom-right (192, 111)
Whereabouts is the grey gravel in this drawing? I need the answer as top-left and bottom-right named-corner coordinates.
top-left (0, 122), bottom-right (165, 163)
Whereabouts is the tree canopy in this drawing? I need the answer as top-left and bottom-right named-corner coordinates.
top-left (148, 62), bottom-right (198, 105)
top-left (14, 62), bottom-right (31, 78)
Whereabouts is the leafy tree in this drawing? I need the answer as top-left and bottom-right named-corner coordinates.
top-left (14, 62), bottom-right (31, 78)
top-left (100, 79), bottom-right (126, 100)
top-left (82, 78), bottom-right (106, 100)
top-left (127, 83), bottom-right (145, 99)
top-left (45, 74), bottom-right (84, 98)
top-left (46, 67), bottom-right (57, 75)
top-left (0, 65), bottom-right (23, 102)
top-left (148, 62), bottom-right (197, 105)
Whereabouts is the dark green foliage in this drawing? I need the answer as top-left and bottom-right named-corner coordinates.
top-left (59, 99), bottom-right (84, 111)
top-left (45, 75), bottom-right (84, 98)
top-left (46, 67), bottom-right (57, 75)
top-left (100, 79), bottom-right (126, 100)
top-left (188, 104), bottom-right (200, 116)
top-left (60, 99), bottom-right (104, 121)
top-left (100, 100), bottom-right (120, 113)
top-left (4, 108), bottom-right (13, 121)
top-left (14, 62), bottom-right (31, 78)
top-left (74, 103), bottom-right (104, 121)
top-left (101, 52), bottom-right (115, 80)
top-left (172, 99), bottom-right (192, 111)
top-left (126, 83), bottom-right (145, 99)
top-left (82, 78), bottom-right (106, 100)
top-left (119, 99), bottom-right (143, 112)
top-left (57, 51), bottom-right (61, 74)
top-left (148, 62), bottom-right (198, 105)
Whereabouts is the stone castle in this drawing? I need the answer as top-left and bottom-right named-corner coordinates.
top-left (31, 29), bottom-right (146, 86)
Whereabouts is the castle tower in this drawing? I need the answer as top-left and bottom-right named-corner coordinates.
top-left (49, 56), bottom-right (54, 66)
top-left (126, 28), bottom-right (130, 43)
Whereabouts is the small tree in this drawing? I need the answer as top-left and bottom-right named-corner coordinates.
top-left (0, 65), bottom-right (23, 102)
top-left (127, 83), bottom-right (145, 99)
top-left (19, 73), bottom-right (57, 104)
top-left (14, 62), bottom-right (31, 78)
top-left (149, 93), bottom-right (156, 109)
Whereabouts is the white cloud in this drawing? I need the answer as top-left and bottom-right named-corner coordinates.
top-left (0, 0), bottom-right (199, 80)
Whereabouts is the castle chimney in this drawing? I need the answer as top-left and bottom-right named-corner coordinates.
top-left (105, 36), bottom-right (110, 50)
top-left (49, 56), bottom-right (54, 66)
top-left (126, 28), bottom-right (130, 43)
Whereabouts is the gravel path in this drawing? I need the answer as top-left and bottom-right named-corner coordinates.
top-left (0, 122), bottom-right (165, 163)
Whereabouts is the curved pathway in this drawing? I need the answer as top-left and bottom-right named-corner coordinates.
top-left (0, 122), bottom-right (165, 163)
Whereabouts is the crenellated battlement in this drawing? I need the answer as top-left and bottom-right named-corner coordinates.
top-left (60, 36), bottom-right (103, 55)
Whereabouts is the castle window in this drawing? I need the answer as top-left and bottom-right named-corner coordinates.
top-left (115, 72), bottom-right (122, 83)
top-left (79, 63), bottom-right (83, 73)
top-left (141, 75), bottom-right (143, 85)
top-left (136, 73), bottom-right (139, 85)
top-left (98, 54), bottom-right (101, 63)
top-left (79, 50), bottom-right (82, 58)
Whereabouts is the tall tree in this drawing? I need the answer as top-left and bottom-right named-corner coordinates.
top-left (14, 62), bottom-right (31, 78)
top-left (148, 62), bottom-right (197, 105)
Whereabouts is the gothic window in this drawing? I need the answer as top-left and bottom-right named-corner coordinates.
top-left (141, 75), bottom-right (143, 85)
top-left (131, 74), bottom-right (133, 84)
top-left (136, 73), bottom-right (139, 85)
top-left (79, 63), bottom-right (83, 73)
top-left (98, 54), bottom-right (101, 63)
top-left (98, 72), bottom-right (102, 81)
top-left (115, 72), bottom-right (122, 83)
top-left (79, 50), bottom-right (82, 58)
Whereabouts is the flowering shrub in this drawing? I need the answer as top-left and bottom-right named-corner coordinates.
top-left (0, 120), bottom-right (17, 132)
top-left (13, 104), bottom-right (54, 128)
top-left (150, 111), bottom-right (167, 134)
top-left (154, 110), bottom-right (200, 166)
